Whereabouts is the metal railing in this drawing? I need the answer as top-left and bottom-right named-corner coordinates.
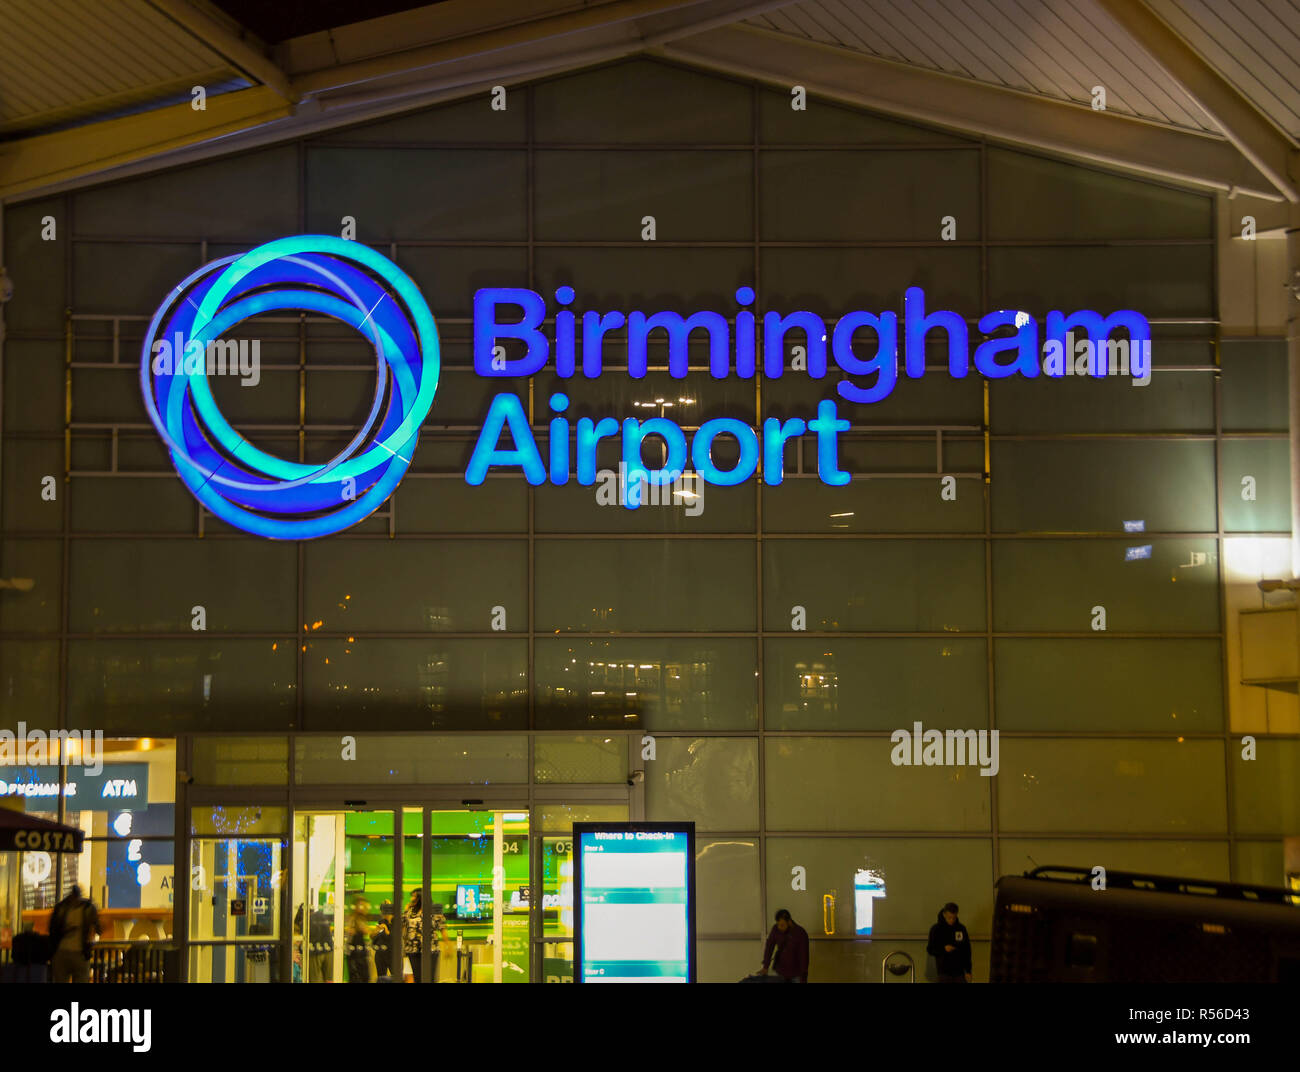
top-left (91, 942), bottom-right (178, 983)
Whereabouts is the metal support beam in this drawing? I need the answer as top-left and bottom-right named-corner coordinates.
top-left (1288, 218), bottom-right (1300, 576)
top-left (1094, 0), bottom-right (1299, 203)
top-left (289, 0), bottom-right (795, 98)
top-left (145, 0), bottom-right (297, 102)
top-left (658, 23), bottom-right (1282, 200)
top-left (0, 86), bottom-right (291, 201)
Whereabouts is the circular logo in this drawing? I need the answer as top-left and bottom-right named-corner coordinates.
top-left (140, 236), bottom-right (439, 539)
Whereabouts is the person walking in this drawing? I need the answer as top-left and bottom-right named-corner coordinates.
top-left (345, 896), bottom-right (373, 983)
top-left (48, 884), bottom-right (101, 984)
top-left (926, 901), bottom-right (972, 983)
top-left (372, 901), bottom-right (395, 980)
top-left (757, 908), bottom-right (809, 983)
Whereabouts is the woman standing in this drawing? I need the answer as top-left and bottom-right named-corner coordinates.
top-left (402, 890), bottom-right (423, 981)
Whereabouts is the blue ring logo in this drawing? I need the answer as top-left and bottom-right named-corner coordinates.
top-left (141, 235), bottom-right (440, 539)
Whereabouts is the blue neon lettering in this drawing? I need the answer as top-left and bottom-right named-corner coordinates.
top-left (692, 417), bottom-right (760, 486)
top-left (762, 417), bottom-right (807, 486)
top-left (974, 310), bottom-right (1039, 378)
top-left (1045, 310), bottom-right (1150, 379)
top-left (808, 399), bottom-right (850, 486)
top-left (576, 416), bottom-right (621, 483)
top-left (466, 393), bottom-right (545, 484)
top-left (763, 310), bottom-right (827, 379)
top-left (474, 289), bottom-right (548, 377)
top-left (832, 311), bottom-right (898, 403)
top-left (904, 285), bottom-right (968, 379)
top-left (626, 310), bottom-right (730, 379)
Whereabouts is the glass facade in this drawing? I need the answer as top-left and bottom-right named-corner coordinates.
top-left (1, 57), bottom-right (1295, 982)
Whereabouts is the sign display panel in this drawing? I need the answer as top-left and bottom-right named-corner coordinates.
top-left (573, 822), bottom-right (695, 983)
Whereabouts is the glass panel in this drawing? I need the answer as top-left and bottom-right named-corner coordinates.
top-left (991, 441), bottom-right (1217, 532)
top-left (187, 942), bottom-right (282, 984)
top-left (73, 241), bottom-right (201, 316)
top-left (998, 739), bottom-right (1228, 833)
top-left (3, 199), bottom-right (66, 333)
top-left (992, 539), bottom-right (1220, 632)
top-left (293, 811), bottom-right (342, 983)
top-left (294, 734), bottom-right (528, 785)
top-left (761, 150), bottom-right (980, 240)
top-left (1221, 340), bottom-right (1287, 432)
top-left (426, 809), bottom-right (530, 983)
top-left (988, 245), bottom-right (1214, 319)
top-left (536, 803), bottom-right (628, 833)
top-left (541, 834), bottom-right (576, 939)
top-left (698, 939), bottom-right (759, 983)
top-left (644, 737), bottom-right (758, 831)
top-left (762, 247), bottom-right (980, 313)
top-left (1222, 439), bottom-right (1290, 532)
top-left (995, 639), bottom-right (1222, 731)
top-left (762, 478), bottom-right (985, 534)
top-left (764, 836), bottom-right (994, 939)
top-left (697, 838), bottom-right (761, 936)
top-left (540, 939), bottom-right (574, 983)
top-left (0, 539), bottom-right (60, 632)
top-left (1232, 841), bottom-right (1286, 887)
top-left (997, 839), bottom-right (1230, 883)
top-left (314, 93), bottom-right (527, 143)
top-left (69, 539), bottom-right (296, 633)
top-left (764, 539), bottom-right (985, 632)
top-left (303, 540), bottom-right (526, 633)
top-left (3, 439), bottom-right (64, 532)
top-left (534, 637), bottom-right (757, 731)
top-left (59, 838), bottom-right (174, 942)
top-left (306, 148), bottom-right (527, 240)
top-left (191, 806), bottom-right (287, 837)
top-left (536, 539), bottom-right (756, 632)
top-left (759, 88), bottom-right (973, 145)
top-left (989, 367), bottom-right (1215, 434)
top-left (765, 638), bottom-right (987, 730)
top-left (67, 638), bottom-right (297, 732)
top-left (535, 150), bottom-right (751, 241)
top-left (1231, 738), bottom-right (1300, 836)
top-left (75, 146), bottom-right (297, 239)
top-left (192, 737), bottom-right (289, 786)
top-left (0, 640), bottom-right (59, 739)
top-left (765, 738), bottom-right (991, 831)
top-left (189, 838), bottom-right (282, 948)
top-left (4, 341), bottom-right (63, 432)
top-left (987, 149), bottom-right (1212, 239)
top-left (532, 59), bottom-right (751, 143)
top-left (302, 638), bottom-right (528, 731)
top-left (534, 736), bottom-right (627, 783)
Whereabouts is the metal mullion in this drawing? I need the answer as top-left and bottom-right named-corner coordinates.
top-left (752, 79), bottom-right (768, 947)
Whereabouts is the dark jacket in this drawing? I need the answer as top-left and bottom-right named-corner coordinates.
top-left (49, 893), bottom-right (100, 960)
top-left (762, 922), bottom-right (809, 981)
top-left (926, 911), bottom-right (972, 977)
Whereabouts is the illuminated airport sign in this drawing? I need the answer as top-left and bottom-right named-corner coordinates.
top-left (573, 822), bottom-right (696, 983)
top-left (143, 236), bottom-right (1151, 537)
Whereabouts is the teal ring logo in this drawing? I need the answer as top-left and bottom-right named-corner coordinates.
top-left (141, 236), bottom-right (439, 539)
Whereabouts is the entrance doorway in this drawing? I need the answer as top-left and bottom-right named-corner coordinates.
top-left (288, 800), bottom-right (627, 982)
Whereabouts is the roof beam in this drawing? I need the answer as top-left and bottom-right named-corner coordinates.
top-left (289, 0), bottom-right (791, 98)
top-left (0, 86), bottom-right (291, 201)
top-left (1093, 0), bottom-right (1298, 203)
top-left (144, 0), bottom-right (297, 103)
top-left (658, 23), bottom-right (1282, 200)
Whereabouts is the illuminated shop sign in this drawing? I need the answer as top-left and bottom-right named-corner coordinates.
top-left (143, 236), bottom-right (1150, 538)
top-left (0, 763), bottom-right (149, 807)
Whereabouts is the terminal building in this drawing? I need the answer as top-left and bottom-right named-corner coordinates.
top-left (0, 0), bottom-right (1298, 983)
